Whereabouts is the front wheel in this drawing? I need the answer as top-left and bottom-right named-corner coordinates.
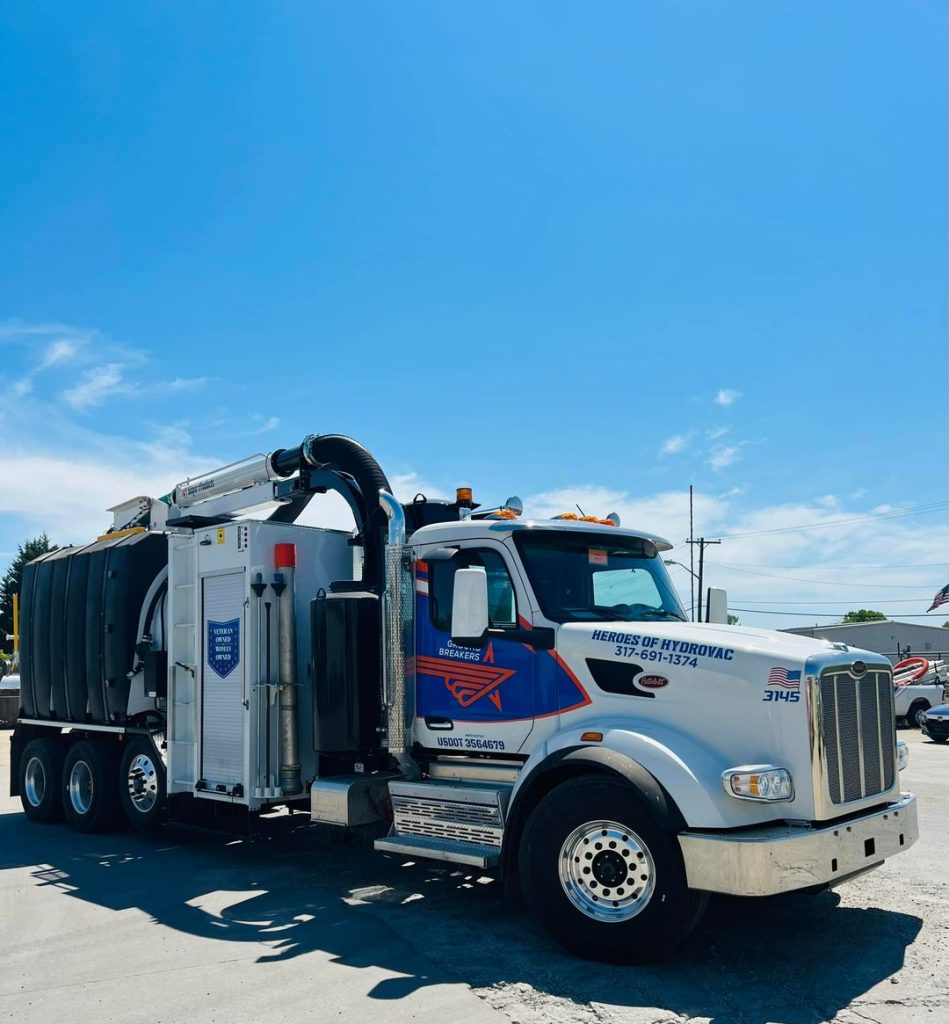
top-left (519, 776), bottom-right (706, 963)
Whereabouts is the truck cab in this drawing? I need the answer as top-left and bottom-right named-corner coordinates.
top-left (364, 511), bottom-right (917, 959)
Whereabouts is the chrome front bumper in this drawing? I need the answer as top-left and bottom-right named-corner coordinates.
top-left (678, 793), bottom-right (918, 897)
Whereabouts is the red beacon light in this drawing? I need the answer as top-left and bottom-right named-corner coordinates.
top-left (274, 543), bottom-right (297, 569)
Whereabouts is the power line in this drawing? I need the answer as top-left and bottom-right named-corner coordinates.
top-left (730, 608), bottom-right (949, 619)
top-left (730, 598), bottom-right (931, 605)
top-left (715, 501), bottom-right (949, 540)
top-left (711, 560), bottom-right (949, 571)
top-left (708, 563), bottom-right (937, 589)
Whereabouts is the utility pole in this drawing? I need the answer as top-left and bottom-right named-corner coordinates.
top-left (688, 537), bottom-right (721, 622)
top-left (689, 485), bottom-right (694, 621)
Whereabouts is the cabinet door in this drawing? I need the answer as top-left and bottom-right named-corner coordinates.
top-left (200, 571), bottom-right (246, 788)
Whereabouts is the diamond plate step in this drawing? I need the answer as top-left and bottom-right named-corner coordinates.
top-left (374, 834), bottom-right (500, 868)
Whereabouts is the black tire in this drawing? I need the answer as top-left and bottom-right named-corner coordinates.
top-left (519, 776), bottom-right (707, 963)
top-left (18, 737), bottom-right (66, 823)
top-left (930, 735), bottom-right (948, 744)
top-left (119, 735), bottom-right (166, 831)
top-left (62, 738), bottom-right (121, 833)
top-left (907, 700), bottom-right (929, 729)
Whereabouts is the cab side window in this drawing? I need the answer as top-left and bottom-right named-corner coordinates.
top-left (430, 549), bottom-right (518, 632)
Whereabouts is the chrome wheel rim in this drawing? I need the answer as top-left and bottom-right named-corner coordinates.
top-left (68, 760), bottom-right (94, 815)
top-left (127, 753), bottom-right (158, 813)
top-left (915, 708), bottom-right (928, 727)
top-left (24, 756), bottom-right (46, 807)
top-left (559, 819), bottom-right (656, 922)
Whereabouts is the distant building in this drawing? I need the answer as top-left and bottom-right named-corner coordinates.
top-left (782, 620), bottom-right (949, 664)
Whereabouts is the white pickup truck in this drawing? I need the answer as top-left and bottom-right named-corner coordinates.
top-left (893, 657), bottom-right (948, 726)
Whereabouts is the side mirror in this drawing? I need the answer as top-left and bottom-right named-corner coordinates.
top-left (451, 567), bottom-right (489, 646)
top-left (706, 587), bottom-right (728, 624)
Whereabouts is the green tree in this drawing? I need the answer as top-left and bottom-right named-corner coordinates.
top-left (842, 609), bottom-right (887, 623)
top-left (727, 614), bottom-right (741, 625)
top-left (0, 534), bottom-right (58, 654)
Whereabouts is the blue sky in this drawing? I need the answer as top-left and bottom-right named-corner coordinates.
top-left (0, 1), bottom-right (945, 629)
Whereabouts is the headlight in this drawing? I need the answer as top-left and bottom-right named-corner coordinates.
top-left (722, 765), bottom-right (794, 802)
top-left (897, 739), bottom-right (909, 772)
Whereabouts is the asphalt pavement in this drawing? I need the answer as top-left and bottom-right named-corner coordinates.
top-left (1, 728), bottom-right (946, 1024)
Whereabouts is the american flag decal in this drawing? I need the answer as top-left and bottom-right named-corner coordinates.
top-left (767, 667), bottom-right (801, 690)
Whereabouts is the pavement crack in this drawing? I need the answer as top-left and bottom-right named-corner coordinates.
top-left (0, 955), bottom-right (257, 999)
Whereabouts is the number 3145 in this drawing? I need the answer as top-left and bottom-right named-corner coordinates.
top-left (763, 690), bottom-right (800, 702)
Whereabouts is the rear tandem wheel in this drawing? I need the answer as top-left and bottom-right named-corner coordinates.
top-left (18, 736), bottom-right (66, 823)
top-left (62, 738), bottom-right (121, 833)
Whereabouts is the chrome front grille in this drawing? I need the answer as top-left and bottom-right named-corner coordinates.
top-left (818, 668), bottom-right (895, 805)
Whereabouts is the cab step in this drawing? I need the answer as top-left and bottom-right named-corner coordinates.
top-left (373, 779), bottom-right (512, 868)
top-left (374, 834), bottom-right (501, 868)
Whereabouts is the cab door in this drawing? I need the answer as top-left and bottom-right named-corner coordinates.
top-left (413, 540), bottom-right (540, 756)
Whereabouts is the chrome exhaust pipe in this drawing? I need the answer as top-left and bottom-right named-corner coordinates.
top-left (379, 490), bottom-right (419, 780)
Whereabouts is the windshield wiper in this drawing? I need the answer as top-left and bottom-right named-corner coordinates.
top-left (638, 609), bottom-right (688, 622)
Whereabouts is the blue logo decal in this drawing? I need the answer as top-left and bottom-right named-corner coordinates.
top-left (207, 618), bottom-right (240, 678)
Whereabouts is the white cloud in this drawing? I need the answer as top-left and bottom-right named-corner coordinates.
top-left (714, 388), bottom-right (741, 407)
top-left (660, 434), bottom-right (689, 456)
top-left (2, 319), bottom-right (207, 410)
top-left (10, 332), bottom-right (86, 395)
top-left (706, 426), bottom-right (729, 440)
top-left (40, 338), bottom-right (80, 369)
top-left (63, 363), bottom-right (128, 409)
top-left (0, 319), bottom-right (94, 342)
top-left (1, 395), bottom-right (945, 638)
top-left (166, 377), bottom-right (208, 392)
top-left (707, 446), bottom-right (739, 470)
top-left (237, 414), bottom-right (280, 436)
top-left (522, 483), bottom-right (949, 630)
top-left (62, 366), bottom-right (210, 410)
top-left (525, 485), bottom-right (727, 548)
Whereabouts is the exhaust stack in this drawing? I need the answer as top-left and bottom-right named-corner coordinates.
top-left (379, 490), bottom-right (419, 780)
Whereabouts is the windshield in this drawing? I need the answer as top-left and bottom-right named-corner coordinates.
top-left (513, 531), bottom-right (687, 624)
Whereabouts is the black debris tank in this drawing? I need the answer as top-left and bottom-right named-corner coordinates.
top-left (28, 550), bottom-right (60, 718)
top-left (101, 532), bottom-right (168, 723)
top-left (17, 532), bottom-right (169, 725)
top-left (63, 543), bottom-right (95, 720)
top-left (16, 552), bottom-right (53, 719)
top-left (46, 548), bottom-right (74, 719)
top-left (83, 539), bottom-right (114, 722)
top-left (312, 585), bottom-right (381, 753)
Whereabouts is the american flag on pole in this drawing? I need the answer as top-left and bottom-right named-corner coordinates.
top-left (767, 667), bottom-right (801, 690)
top-left (927, 584), bottom-right (949, 613)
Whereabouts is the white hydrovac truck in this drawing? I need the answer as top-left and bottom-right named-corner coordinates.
top-left (10, 433), bottom-right (917, 962)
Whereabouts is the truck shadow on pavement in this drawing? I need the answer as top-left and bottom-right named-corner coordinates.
top-left (0, 808), bottom-right (922, 1024)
